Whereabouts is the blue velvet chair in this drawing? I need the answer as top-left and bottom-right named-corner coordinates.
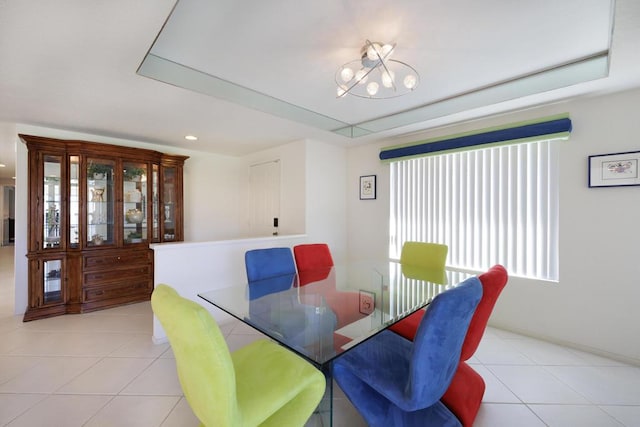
top-left (247, 273), bottom-right (297, 300)
top-left (245, 247), bottom-right (296, 282)
top-left (333, 276), bottom-right (482, 427)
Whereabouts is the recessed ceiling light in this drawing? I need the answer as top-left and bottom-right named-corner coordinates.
top-left (184, 135), bottom-right (198, 141)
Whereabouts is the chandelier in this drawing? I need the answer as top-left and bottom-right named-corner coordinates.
top-left (336, 40), bottom-right (420, 99)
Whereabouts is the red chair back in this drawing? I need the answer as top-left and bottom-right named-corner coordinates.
top-left (459, 264), bottom-right (508, 360)
top-left (297, 268), bottom-right (332, 287)
top-left (293, 243), bottom-right (334, 271)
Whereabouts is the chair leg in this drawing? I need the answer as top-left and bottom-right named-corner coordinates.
top-left (441, 362), bottom-right (486, 427)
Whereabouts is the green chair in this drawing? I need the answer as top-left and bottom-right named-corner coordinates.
top-left (390, 241), bottom-right (449, 339)
top-left (151, 284), bottom-right (326, 427)
top-left (399, 241), bottom-right (448, 269)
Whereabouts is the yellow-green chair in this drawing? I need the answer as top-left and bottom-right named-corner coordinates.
top-left (390, 241), bottom-right (449, 340)
top-left (151, 284), bottom-right (326, 427)
top-left (400, 241), bottom-right (448, 269)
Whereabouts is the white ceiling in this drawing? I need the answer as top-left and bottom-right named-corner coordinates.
top-left (1, 0), bottom-right (640, 180)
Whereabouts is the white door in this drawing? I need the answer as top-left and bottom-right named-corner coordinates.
top-left (249, 160), bottom-right (280, 236)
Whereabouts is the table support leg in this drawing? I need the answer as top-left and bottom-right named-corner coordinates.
top-left (313, 363), bottom-right (333, 427)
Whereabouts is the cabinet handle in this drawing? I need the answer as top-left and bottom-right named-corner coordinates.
top-left (117, 256), bottom-right (121, 260)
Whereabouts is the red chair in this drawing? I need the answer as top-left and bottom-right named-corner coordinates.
top-left (293, 244), bottom-right (366, 351)
top-left (293, 243), bottom-right (335, 286)
top-left (389, 264), bottom-right (509, 427)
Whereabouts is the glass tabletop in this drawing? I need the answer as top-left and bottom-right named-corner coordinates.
top-left (198, 261), bottom-right (471, 367)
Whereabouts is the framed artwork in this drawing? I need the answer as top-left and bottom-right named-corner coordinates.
top-left (359, 290), bottom-right (376, 315)
top-left (588, 151), bottom-right (640, 187)
top-left (359, 175), bottom-right (377, 200)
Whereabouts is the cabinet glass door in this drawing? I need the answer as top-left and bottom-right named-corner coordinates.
top-left (69, 156), bottom-right (80, 248)
top-left (123, 162), bottom-right (148, 244)
top-left (43, 258), bottom-right (63, 304)
top-left (152, 164), bottom-right (159, 241)
top-left (86, 159), bottom-right (115, 246)
top-left (162, 166), bottom-right (176, 241)
top-left (43, 155), bottom-right (61, 249)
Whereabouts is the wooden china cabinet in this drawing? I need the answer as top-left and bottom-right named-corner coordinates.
top-left (21, 134), bottom-right (189, 321)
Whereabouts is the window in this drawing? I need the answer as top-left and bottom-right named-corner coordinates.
top-left (390, 139), bottom-right (560, 281)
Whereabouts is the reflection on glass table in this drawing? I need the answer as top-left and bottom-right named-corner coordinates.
top-left (199, 262), bottom-right (472, 364)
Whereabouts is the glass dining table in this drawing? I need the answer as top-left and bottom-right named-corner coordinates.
top-left (198, 261), bottom-right (471, 426)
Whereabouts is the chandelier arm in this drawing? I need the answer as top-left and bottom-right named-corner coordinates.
top-left (336, 63), bottom-right (378, 98)
top-left (378, 58), bottom-right (398, 92)
top-left (365, 39), bottom-right (398, 92)
top-left (364, 39), bottom-right (397, 68)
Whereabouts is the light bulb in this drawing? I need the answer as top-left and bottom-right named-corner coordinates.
top-left (366, 43), bottom-right (381, 60)
top-left (355, 69), bottom-right (368, 84)
top-left (337, 85), bottom-right (348, 97)
top-left (340, 67), bottom-right (354, 82)
top-left (381, 70), bottom-right (395, 88)
top-left (366, 81), bottom-right (379, 96)
top-left (403, 74), bottom-right (417, 89)
top-left (381, 44), bottom-right (394, 58)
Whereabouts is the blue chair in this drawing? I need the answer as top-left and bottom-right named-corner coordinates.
top-left (333, 276), bottom-right (483, 427)
top-left (245, 247), bottom-right (296, 282)
top-left (247, 273), bottom-right (297, 300)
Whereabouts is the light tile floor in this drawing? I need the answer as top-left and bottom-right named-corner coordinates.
top-left (1, 246), bottom-right (640, 426)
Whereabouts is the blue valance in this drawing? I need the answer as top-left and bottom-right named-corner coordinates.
top-left (380, 115), bottom-right (572, 161)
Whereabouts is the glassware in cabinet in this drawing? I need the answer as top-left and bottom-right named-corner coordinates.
top-left (162, 166), bottom-right (176, 241)
top-left (123, 162), bottom-right (148, 244)
top-left (43, 155), bottom-right (61, 250)
top-left (43, 258), bottom-right (63, 304)
top-left (86, 158), bottom-right (115, 247)
top-left (69, 155), bottom-right (80, 248)
top-left (152, 164), bottom-right (159, 241)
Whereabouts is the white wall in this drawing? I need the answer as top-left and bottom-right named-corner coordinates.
top-left (183, 152), bottom-right (247, 241)
top-left (14, 136), bottom-right (28, 315)
top-left (346, 144), bottom-right (391, 263)
top-left (242, 140), bottom-right (306, 236)
top-left (347, 88), bottom-right (640, 364)
top-left (241, 138), bottom-right (349, 261)
top-left (305, 139), bottom-right (348, 262)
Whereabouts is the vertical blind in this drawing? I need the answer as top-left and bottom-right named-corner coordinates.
top-left (386, 263), bottom-right (471, 318)
top-left (390, 140), bottom-right (560, 281)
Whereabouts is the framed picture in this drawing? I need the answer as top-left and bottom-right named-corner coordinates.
top-left (359, 290), bottom-right (376, 315)
top-left (589, 151), bottom-right (640, 187)
top-left (359, 175), bottom-right (376, 200)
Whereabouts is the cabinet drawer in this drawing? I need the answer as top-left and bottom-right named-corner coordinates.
top-left (84, 251), bottom-right (151, 270)
top-left (83, 279), bottom-right (152, 302)
top-left (84, 265), bottom-right (151, 286)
